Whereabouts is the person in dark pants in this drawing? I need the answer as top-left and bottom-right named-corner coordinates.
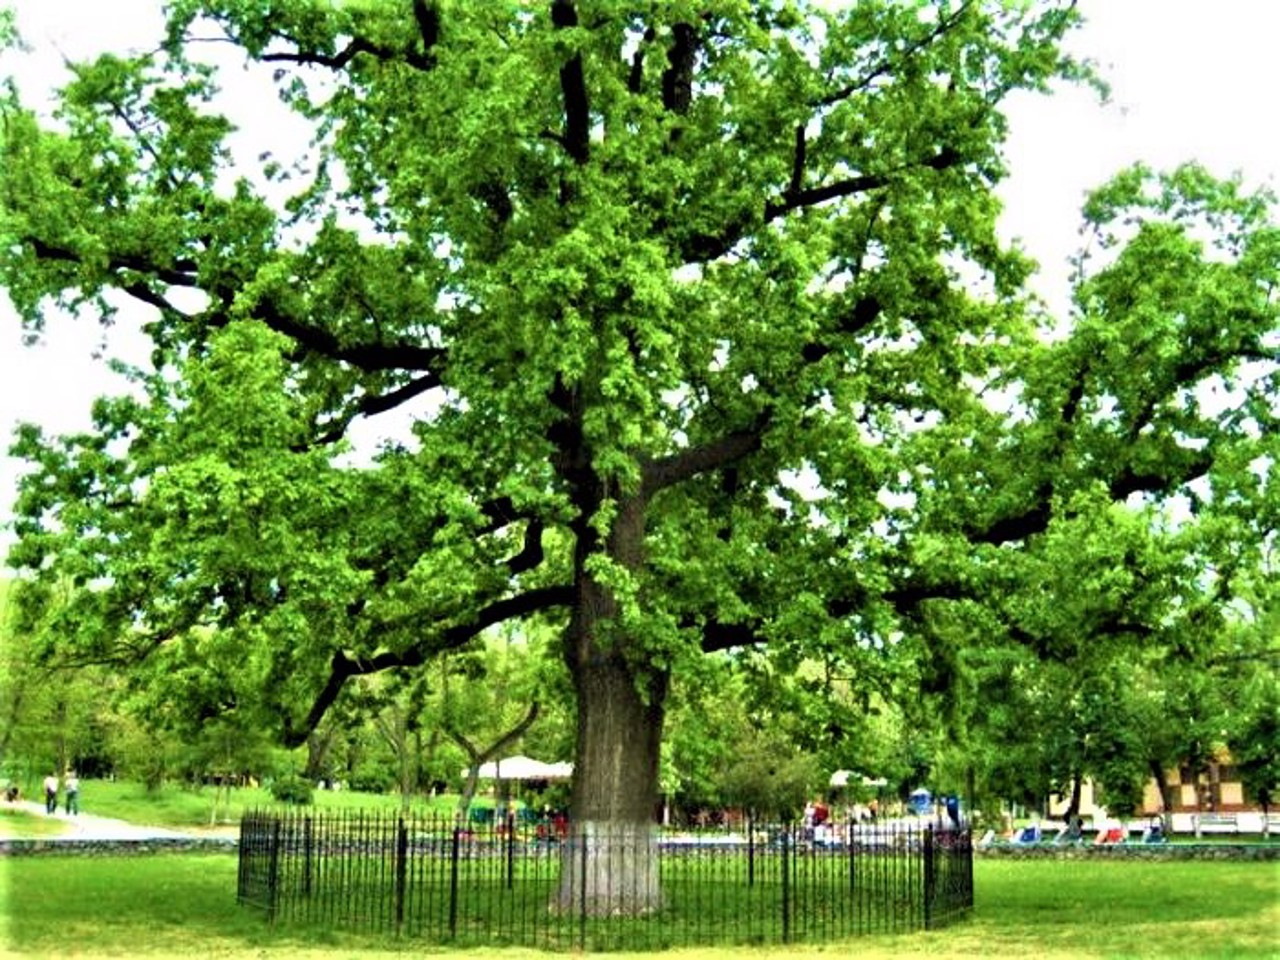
top-left (43, 772), bottom-right (59, 814)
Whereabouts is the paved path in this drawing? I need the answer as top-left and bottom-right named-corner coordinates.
top-left (6, 800), bottom-right (200, 841)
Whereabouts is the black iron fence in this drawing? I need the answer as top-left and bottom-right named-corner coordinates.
top-left (238, 810), bottom-right (971, 951)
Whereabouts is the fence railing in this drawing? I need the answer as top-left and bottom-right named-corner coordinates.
top-left (238, 809), bottom-right (971, 951)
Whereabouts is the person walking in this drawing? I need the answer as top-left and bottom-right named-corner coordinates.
top-left (43, 772), bottom-right (59, 814)
top-left (64, 771), bottom-right (79, 815)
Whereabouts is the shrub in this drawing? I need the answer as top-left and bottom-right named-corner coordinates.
top-left (270, 774), bottom-right (314, 806)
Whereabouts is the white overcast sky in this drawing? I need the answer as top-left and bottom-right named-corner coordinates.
top-left (2, 1), bottom-right (1278, 555)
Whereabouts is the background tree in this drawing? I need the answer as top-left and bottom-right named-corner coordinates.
top-left (3, 1), bottom-right (1275, 913)
top-left (1222, 582), bottom-right (1280, 826)
top-left (0, 579), bottom-right (114, 785)
top-left (1230, 672), bottom-right (1279, 828)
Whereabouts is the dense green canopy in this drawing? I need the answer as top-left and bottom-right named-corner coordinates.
top-left (2, 2), bottom-right (1275, 906)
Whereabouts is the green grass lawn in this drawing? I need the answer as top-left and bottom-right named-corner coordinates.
top-left (1, 854), bottom-right (1276, 959)
top-left (250, 840), bottom-right (925, 950)
top-left (0, 807), bottom-right (68, 840)
top-left (29, 778), bottom-right (461, 828)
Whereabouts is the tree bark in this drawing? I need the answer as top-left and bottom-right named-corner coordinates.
top-left (1149, 759), bottom-right (1175, 826)
top-left (1065, 773), bottom-right (1083, 822)
top-left (304, 726), bottom-right (337, 783)
top-left (558, 492), bottom-right (668, 915)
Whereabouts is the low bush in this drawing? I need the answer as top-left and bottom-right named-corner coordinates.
top-left (268, 774), bottom-right (314, 806)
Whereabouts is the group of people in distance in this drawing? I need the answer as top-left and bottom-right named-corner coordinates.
top-left (42, 770), bottom-right (80, 815)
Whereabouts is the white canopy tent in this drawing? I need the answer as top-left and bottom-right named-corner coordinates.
top-left (829, 770), bottom-right (888, 788)
top-left (468, 755), bottom-right (573, 781)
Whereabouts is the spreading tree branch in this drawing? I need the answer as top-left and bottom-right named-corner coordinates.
top-left (661, 22), bottom-right (698, 115)
top-left (817, 3), bottom-right (974, 107)
top-left (681, 147), bottom-right (961, 263)
top-left (506, 520), bottom-right (546, 575)
top-left (304, 373), bottom-right (442, 447)
top-left (627, 26), bottom-right (654, 93)
top-left (24, 236), bottom-right (444, 375)
top-left (26, 237), bottom-right (199, 287)
top-left (120, 280), bottom-right (192, 320)
top-left (787, 125), bottom-right (806, 197)
top-left (766, 148), bottom-right (960, 222)
top-left (445, 701), bottom-right (541, 769)
top-left (699, 618), bottom-right (765, 653)
top-left (448, 699), bottom-right (541, 816)
top-left (412, 0), bottom-right (440, 54)
top-left (285, 584), bottom-right (572, 746)
top-left (261, 9), bottom-right (438, 74)
top-left (801, 295), bottom-right (883, 363)
top-left (551, 0), bottom-right (590, 166)
top-left (250, 296), bottom-right (445, 372)
top-left (1107, 449), bottom-right (1215, 503)
top-left (643, 411), bottom-right (771, 495)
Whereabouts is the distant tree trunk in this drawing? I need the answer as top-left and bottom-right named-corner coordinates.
top-left (0, 687), bottom-right (24, 763)
top-left (304, 726), bottom-right (337, 783)
top-left (447, 701), bottom-right (541, 817)
top-left (1064, 773), bottom-right (1083, 822)
top-left (1149, 759), bottom-right (1175, 828)
top-left (419, 727), bottom-right (441, 792)
top-left (557, 493), bottom-right (667, 915)
top-left (413, 727), bottom-right (425, 796)
top-left (55, 700), bottom-right (68, 774)
top-left (373, 704), bottom-right (419, 810)
top-left (210, 777), bottom-right (233, 825)
top-left (1187, 742), bottom-right (1209, 837)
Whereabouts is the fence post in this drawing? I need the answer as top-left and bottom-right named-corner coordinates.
top-left (922, 824), bottom-right (936, 931)
top-left (780, 822), bottom-right (791, 944)
top-left (395, 817), bottom-right (408, 934)
top-left (964, 825), bottom-right (975, 910)
top-left (267, 816), bottom-right (283, 925)
top-left (506, 812), bottom-right (516, 890)
top-left (448, 826), bottom-right (460, 940)
top-left (236, 811), bottom-right (250, 905)
top-left (747, 817), bottom-right (755, 888)
top-left (578, 823), bottom-right (588, 952)
top-left (303, 815), bottom-right (313, 900)
top-left (847, 815), bottom-right (856, 898)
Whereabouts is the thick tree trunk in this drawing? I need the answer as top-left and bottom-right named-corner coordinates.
top-left (558, 492), bottom-right (668, 915)
top-left (558, 650), bottom-right (667, 915)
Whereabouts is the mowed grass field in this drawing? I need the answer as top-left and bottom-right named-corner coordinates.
top-left (0, 809), bottom-right (67, 840)
top-left (1, 854), bottom-right (1276, 959)
top-left (3, 777), bottom-right (462, 828)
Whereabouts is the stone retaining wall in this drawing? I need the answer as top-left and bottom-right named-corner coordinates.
top-left (0, 837), bottom-right (237, 857)
top-left (4, 836), bottom-right (1275, 861)
top-left (977, 843), bottom-right (1280, 861)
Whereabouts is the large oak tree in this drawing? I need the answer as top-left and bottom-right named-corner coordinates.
top-left (3, 1), bottom-right (1275, 911)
